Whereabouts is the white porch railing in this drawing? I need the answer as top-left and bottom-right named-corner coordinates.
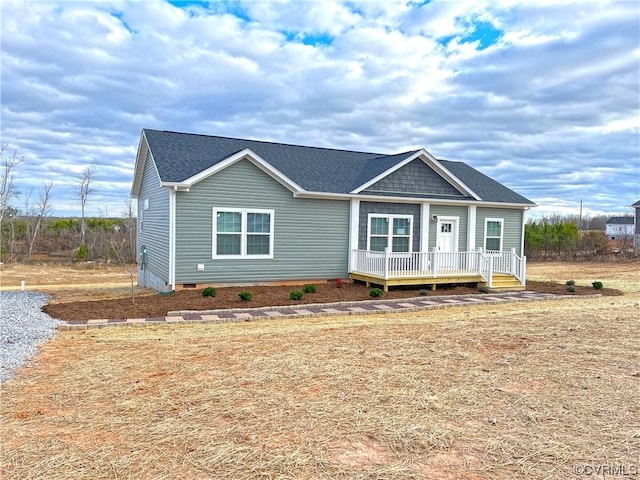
top-left (350, 248), bottom-right (526, 288)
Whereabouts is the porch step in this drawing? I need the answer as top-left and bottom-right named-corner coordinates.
top-left (483, 274), bottom-right (525, 291)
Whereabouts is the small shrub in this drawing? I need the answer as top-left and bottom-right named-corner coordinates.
top-left (565, 279), bottom-right (576, 286)
top-left (370, 288), bottom-right (383, 298)
top-left (290, 290), bottom-right (304, 300)
top-left (479, 285), bottom-right (490, 293)
top-left (75, 244), bottom-right (88, 261)
top-left (303, 284), bottom-right (316, 294)
top-left (239, 291), bottom-right (253, 301)
top-left (566, 284), bottom-right (576, 293)
top-left (418, 289), bottom-right (428, 296)
top-left (592, 281), bottom-right (604, 290)
top-left (202, 287), bottom-right (217, 298)
top-left (335, 278), bottom-right (344, 289)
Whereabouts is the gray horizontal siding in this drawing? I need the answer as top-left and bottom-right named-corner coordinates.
top-left (476, 207), bottom-right (524, 255)
top-left (175, 159), bottom-right (350, 284)
top-left (428, 205), bottom-right (468, 250)
top-left (137, 150), bottom-right (170, 288)
top-left (358, 202), bottom-right (421, 251)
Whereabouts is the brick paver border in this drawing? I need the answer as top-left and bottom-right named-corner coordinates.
top-left (57, 291), bottom-right (596, 330)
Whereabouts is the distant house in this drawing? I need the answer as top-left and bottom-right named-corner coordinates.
top-left (633, 200), bottom-right (640, 252)
top-left (131, 129), bottom-right (535, 292)
top-left (605, 216), bottom-right (634, 240)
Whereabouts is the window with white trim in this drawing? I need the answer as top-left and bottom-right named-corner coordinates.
top-left (213, 208), bottom-right (274, 258)
top-left (484, 218), bottom-right (503, 252)
top-left (367, 214), bottom-right (413, 252)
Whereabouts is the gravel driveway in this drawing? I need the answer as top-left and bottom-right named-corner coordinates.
top-left (0, 291), bottom-right (61, 383)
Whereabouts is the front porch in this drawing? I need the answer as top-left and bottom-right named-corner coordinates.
top-left (349, 248), bottom-right (526, 292)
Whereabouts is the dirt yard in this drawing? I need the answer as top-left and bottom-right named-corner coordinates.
top-left (0, 262), bottom-right (153, 303)
top-left (0, 261), bottom-right (638, 479)
top-left (0, 261), bottom-right (629, 321)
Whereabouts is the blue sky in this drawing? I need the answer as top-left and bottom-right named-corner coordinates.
top-left (1, 0), bottom-right (638, 219)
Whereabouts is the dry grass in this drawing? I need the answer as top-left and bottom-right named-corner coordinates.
top-left (0, 262), bottom-right (154, 303)
top-left (1, 262), bottom-right (639, 479)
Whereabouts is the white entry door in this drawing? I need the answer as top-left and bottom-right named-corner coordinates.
top-left (436, 218), bottom-right (458, 269)
top-left (437, 218), bottom-right (457, 252)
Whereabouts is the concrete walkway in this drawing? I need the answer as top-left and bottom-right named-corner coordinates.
top-left (57, 291), bottom-right (582, 330)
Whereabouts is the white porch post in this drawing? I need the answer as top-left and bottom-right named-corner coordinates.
top-left (420, 203), bottom-right (430, 272)
top-left (431, 246), bottom-right (438, 276)
top-left (511, 247), bottom-right (516, 275)
top-left (467, 205), bottom-right (476, 251)
top-left (488, 256), bottom-right (494, 287)
top-left (348, 199), bottom-right (360, 272)
top-left (420, 203), bottom-right (430, 252)
top-left (383, 247), bottom-right (390, 279)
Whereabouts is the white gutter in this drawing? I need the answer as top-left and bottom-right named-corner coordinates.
top-left (293, 190), bottom-right (536, 209)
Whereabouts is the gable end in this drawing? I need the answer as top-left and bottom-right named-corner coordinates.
top-left (362, 158), bottom-right (471, 199)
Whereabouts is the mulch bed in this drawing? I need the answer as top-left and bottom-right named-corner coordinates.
top-left (42, 280), bottom-right (622, 322)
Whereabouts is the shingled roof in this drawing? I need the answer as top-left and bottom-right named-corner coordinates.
top-left (138, 129), bottom-right (534, 205)
top-left (606, 216), bottom-right (634, 225)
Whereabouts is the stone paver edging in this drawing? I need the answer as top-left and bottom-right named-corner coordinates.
top-left (57, 291), bottom-right (597, 330)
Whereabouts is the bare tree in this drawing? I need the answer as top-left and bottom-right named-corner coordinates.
top-left (78, 163), bottom-right (95, 246)
top-left (27, 181), bottom-right (53, 260)
top-left (110, 237), bottom-right (137, 304)
top-left (123, 199), bottom-right (137, 264)
top-left (0, 144), bottom-right (23, 226)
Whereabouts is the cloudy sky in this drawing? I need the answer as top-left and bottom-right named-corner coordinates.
top-left (1, 0), bottom-right (638, 219)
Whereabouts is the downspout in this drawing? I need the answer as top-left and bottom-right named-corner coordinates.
top-left (169, 186), bottom-right (177, 290)
top-left (348, 199), bottom-right (360, 273)
top-left (521, 207), bottom-right (530, 256)
top-left (521, 207), bottom-right (530, 287)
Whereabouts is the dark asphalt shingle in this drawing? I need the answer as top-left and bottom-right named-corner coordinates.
top-left (143, 129), bottom-right (534, 205)
top-left (606, 216), bottom-right (634, 225)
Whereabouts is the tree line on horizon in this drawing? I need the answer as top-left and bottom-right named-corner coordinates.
top-left (0, 144), bottom-right (136, 264)
top-left (525, 214), bottom-right (635, 260)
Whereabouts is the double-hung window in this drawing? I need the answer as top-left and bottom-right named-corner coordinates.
top-left (367, 214), bottom-right (413, 252)
top-left (213, 208), bottom-right (274, 258)
top-left (484, 218), bottom-right (503, 252)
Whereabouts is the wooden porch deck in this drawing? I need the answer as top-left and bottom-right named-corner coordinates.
top-left (350, 271), bottom-right (484, 291)
top-left (350, 272), bottom-right (525, 292)
top-left (350, 249), bottom-right (527, 292)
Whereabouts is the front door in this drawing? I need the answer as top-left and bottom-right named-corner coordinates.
top-left (437, 218), bottom-right (457, 252)
top-left (436, 218), bottom-right (458, 269)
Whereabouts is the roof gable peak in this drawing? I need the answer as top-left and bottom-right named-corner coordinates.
top-left (352, 150), bottom-right (481, 200)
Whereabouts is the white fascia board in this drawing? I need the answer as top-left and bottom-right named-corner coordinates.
top-left (131, 132), bottom-right (164, 198)
top-left (130, 131), bottom-right (149, 198)
top-left (166, 148), bottom-right (304, 193)
top-left (294, 190), bottom-right (534, 209)
top-left (350, 149), bottom-right (482, 201)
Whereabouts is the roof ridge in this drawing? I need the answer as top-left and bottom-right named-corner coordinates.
top-left (145, 128), bottom-right (396, 157)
